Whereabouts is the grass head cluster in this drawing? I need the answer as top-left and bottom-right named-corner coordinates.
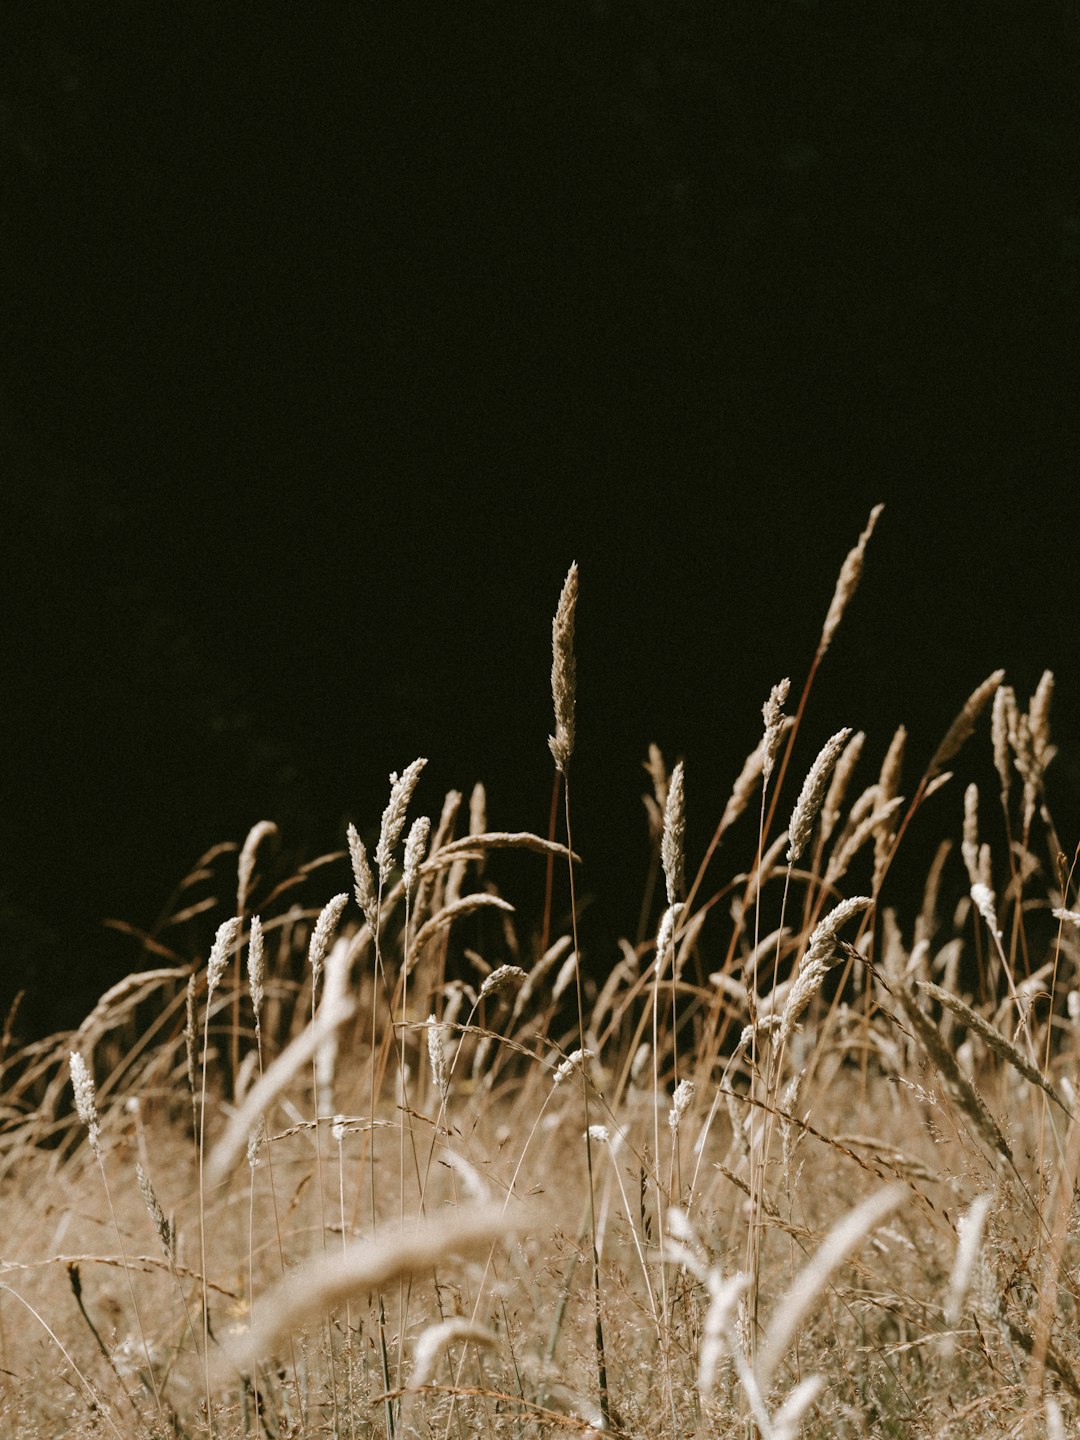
top-left (3, 506), bottom-right (1080, 1439)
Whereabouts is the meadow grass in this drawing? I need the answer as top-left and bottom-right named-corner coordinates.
top-left (2, 508), bottom-right (1079, 1439)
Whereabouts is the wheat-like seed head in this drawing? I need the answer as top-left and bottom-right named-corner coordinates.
top-left (247, 916), bottom-right (265, 1030)
top-left (778, 895), bottom-right (872, 1047)
top-left (69, 1051), bottom-right (100, 1155)
top-left (820, 730), bottom-right (865, 846)
top-left (553, 1048), bottom-right (592, 1084)
top-left (773, 1376), bottom-right (827, 1440)
top-left (970, 881), bottom-right (1001, 942)
top-left (890, 976), bottom-right (1013, 1163)
top-left (552, 949), bottom-right (578, 1002)
top-left (136, 1163), bottom-right (175, 1260)
top-left (308, 892), bottom-right (349, 989)
top-left (668, 1078), bottom-right (695, 1133)
top-left (661, 760), bottom-right (685, 904)
top-left (315, 935), bottom-right (352, 1113)
top-left (645, 742), bottom-right (669, 815)
top-left (403, 815), bottom-right (431, 898)
top-left (237, 820), bottom-right (278, 914)
top-left (824, 796), bottom-right (903, 889)
top-left (206, 916), bottom-right (242, 999)
top-left (787, 729), bottom-right (852, 863)
top-left (698, 1271), bottom-right (751, 1402)
top-left (929, 669), bottom-right (1005, 775)
top-left (818, 502), bottom-right (884, 657)
top-left (467, 782), bottom-right (487, 879)
top-left (1029, 668), bottom-right (1055, 768)
top-left (376, 758), bottom-right (428, 884)
top-left (426, 1014), bottom-right (449, 1097)
top-left (917, 980), bottom-right (1067, 1112)
top-left (992, 685), bottom-right (1015, 804)
top-left (347, 823), bottom-right (378, 930)
top-left (411, 893), bottom-right (515, 957)
top-left (548, 561), bottom-right (578, 774)
top-left (961, 784), bottom-right (980, 888)
top-left (873, 725), bottom-right (906, 884)
top-left (761, 678), bottom-right (791, 786)
top-left (656, 902), bottom-right (683, 976)
top-left (246, 1116), bottom-right (265, 1170)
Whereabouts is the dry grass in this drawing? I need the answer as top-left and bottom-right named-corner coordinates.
top-left (2, 506), bottom-right (1079, 1439)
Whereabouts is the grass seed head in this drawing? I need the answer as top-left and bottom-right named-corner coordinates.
top-left (929, 669), bottom-right (1005, 775)
top-left (426, 1015), bottom-right (449, 1097)
top-left (548, 561), bottom-right (578, 774)
top-left (347, 823), bottom-right (378, 930)
top-left (206, 916), bottom-right (242, 999)
top-left (479, 964), bottom-right (527, 1000)
top-left (661, 760), bottom-right (685, 904)
top-left (237, 820), bottom-right (278, 914)
top-left (761, 678), bottom-right (791, 786)
top-left (992, 684), bottom-right (1015, 802)
top-left (553, 1047), bottom-right (593, 1084)
top-left (247, 915), bottom-right (265, 1029)
top-left (376, 758), bottom-right (428, 883)
top-left (818, 502), bottom-right (884, 657)
top-left (308, 892), bottom-right (349, 988)
top-left (69, 1051), bottom-right (100, 1155)
top-left (403, 814), bottom-right (431, 897)
top-left (136, 1163), bottom-right (175, 1259)
top-left (787, 729), bottom-right (852, 863)
top-left (669, 1078), bottom-right (695, 1133)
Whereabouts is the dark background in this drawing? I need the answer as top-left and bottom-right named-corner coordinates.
top-left (2, 2), bottom-right (1078, 1037)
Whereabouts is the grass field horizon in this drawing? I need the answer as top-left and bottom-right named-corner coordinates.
top-left (3, 504), bottom-right (1078, 1439)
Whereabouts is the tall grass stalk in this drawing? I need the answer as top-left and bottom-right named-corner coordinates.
top-left (548, 561), bottom-right (609, 1428)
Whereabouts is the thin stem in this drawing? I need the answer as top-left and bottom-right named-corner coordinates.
top-left (562, 776), bottom-right (610, 1430)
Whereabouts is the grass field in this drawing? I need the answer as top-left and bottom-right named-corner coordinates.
top-left (2, 507), bottom-right (1077, 1439)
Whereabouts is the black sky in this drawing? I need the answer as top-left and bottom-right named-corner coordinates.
top-left (2, 2), bottom-right (1078, 1035)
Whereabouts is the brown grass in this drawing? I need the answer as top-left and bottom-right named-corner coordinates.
top-left (3, 504), bottom-right (1079, 1439)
